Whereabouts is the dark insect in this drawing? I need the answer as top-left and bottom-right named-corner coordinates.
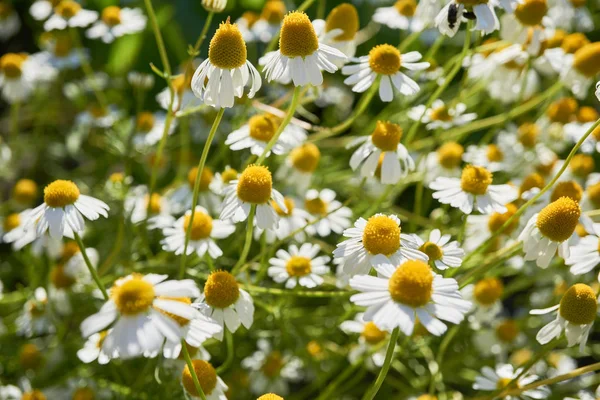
top-left (463, 11), bottom-right (477, 19)
top-left (447, 4), bottom-right (459, 29)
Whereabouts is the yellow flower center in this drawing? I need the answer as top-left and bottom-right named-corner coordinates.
top-left (20, 343), bottom-right (43, 370)
top-left (279, 11), bottom-right (319, 58)
top-left (236, 165), bottom-right (272, 204)
top-left (419, 241), bottom-right (443, 261)
top-left (22, 391), bottom-right (46, 400)
top-left (586, 181), bottom-right (600, 207)
top-left (486, 144), bottom-right (504, 162)
top-left (437, 142), bottom-right (464, 169)
top-left (285, 255), bottom-right (312, 277)
top-left (13, 178), bottom-right (38, 204)
top-left (570, 154), bottom-right (595, 177)
top-left (510, 349), bottom-right (532, 366)
top-left (172, 74), bottom-right (191, 95)
top-left (561, 33), bottom-right (590, 54)
top-left (306, 340), bottom-right (323, 357)
top-left (183, 212), bottom-right (213, 241)
top-left (258, 394), bottom-right (284, 400)
top-left (514, 0), bottom-right (548, 26)
top-left (517, 123), bottom-right (539, 148)
top-left (325, 3), bottom-right (359, 41)
top-left (0, 53), bottom-right (27, 78)
top-left (261, 351), bottom-right (284, 378)
top-left (394, 0), bottom-right (417, 16)
top-left (55, 0), bottom-right (81, 19)
top-left (155, 296), bottom-right (192, 326)
top-left (53, 33), bottom-right (73, 57)
top-left (550, 180), bottom-right (583, 203)
top-left (221, 167), bottom-right (238, 183)
top-left (430, 106), bottom-right (452, 122)
top-left (136, 112), bottom-right (155, 132)
top-left (361, 321), bottom-right (387, 344)
top-left (305, 197), bottom-right (327, 215)
top-left (495, 319), bottom-right (520, 343)
top-left (371, 121), bottom-right (403, 151)
top-left (368, 44), bottom-right (401, 76)
top-left (290, 143), bottom-right (320, 173)
top-left (242, 11), bottom-right (260, 28)
top-left (362, 215), bottom-right (401, 256)
top-left (389, 260), bottom-right (433, 307)
top-left (575, 223), bottom-right (588, 237)
top-left (456, 0), bottom-right (489, 5)
top-left (578, 106), bottom-right (598, 123)
top-left (61, 241), bottom-right (80, 263)
top-left (474, 277), bottom-right (504, 306)
top-left (536, 197), bottom-right (580, 242)
top-left (28, 299), bottom-right (47, 317)
top-left (248, 114), bottom-right (278, 142)
top-left (496, 378), bottom-right (517, 390)
top-left (187, 166), bottom-right (214, 192)
top-left (146, 193), bottom-right (162, 214)
top-left (3, 213), bottom-right (20, 232)
top-left (547, 98), bottom-right (578, 124)
top-left (519, 173), bottom-right (545, 196)
top-left (101, 6), bottom-right (121, 26)
top-left (51, 264), bottom-right (76, 289)
top-left (417, 396), bottom-right (438, 400)
top-left (593, 125), bottom-right (600, 141)
top-left (111, 274), bottom-right (156, 315)
top-left (573, 42), bottom-right (600, 78)
top-left (559, 283), bottom-right (598, 325)
top-left (88, 104), bottom-right (107, 119)
top-left (460, 165), bottom-right (493, 195)
top-left (204, 270), bottom-right (240, 308)
top-left (272, 197), bottom-right (295, 216)
top-left (488, 203), bottom-right (519, 235)
top-left (44, 180), bottom-right (80, 208)
top-left (182, 360), bottom-right (218, 396)
top-left (261, 0), bottom-right (286, 24)
top-left (72, 388), bottom-right (95, 400)
top-left (208, 20), bottom-right (247, 70)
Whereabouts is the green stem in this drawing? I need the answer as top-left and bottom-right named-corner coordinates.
top-left (178, 108), bottom-right (225, 279)
top-left (192, 12), bottom-right (214, 55)
top-left (362, 327), bottom-right (399, 400)
top-left (216, 330), bottom-right (234, 374)
top-left (143, 0), bottom-right (172, 78)
top-left (73, 231), bottom-right (108, 300)
top-left (243, 284), bottom-right (352, 298)
top-left (10, 101), bottom-right (19, 138)
top-left (231, 205), bottom-right (256, 275)
top-left (316, 361), bottom-right (363, 400)
top-left (398, 31), bottom-right (420, 52)
top-left (181, 341), bottom-right (208, 400)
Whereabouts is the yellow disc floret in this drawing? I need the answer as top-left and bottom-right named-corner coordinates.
top-left (22, 391), bottom-right (46, 400)
top-left (236, 165), bottom-right (272, 204)
top-left (486, 144), bottom-right (504, 162)
top-left (3, 213), bottom-right (20, 232)
top-left (419, 241), bottom-right (443, 261)
top-left (13, 178), bottom-right (38, 204)
top-left (473, 277), bottom-right (504, 306)
top-left (517, 122), bottom-right (539, 148)
top-left (0, 53), bottom-right (27, 78)
top-left (570, 154), bottom-right (594, 177)
top-left (305, 197), bottom-right (327, 215)
top-left (273, 197), bottom-right (294, 216)
top-left (369, 44), bottom-right (401, 76)
top-left (495, 319), bottom-right (520, 343)
top-left (578, 106), bottom-right (598, 123)
top-left (221, 167), bottom-right (238, 184)
top-left (182, 360), bottom-right (218, 396)
top-left (209, 20), bottom-right (247, 70)
top-left (362, 321), bottom-right (387, 344)
top-left (519, 173), bottom-right (545, 196)
top-left (72, 387), bottom-right (95, 400)
top-left (262, 351), bottom-right (284, 377)
top-left (204, 271), bottom-right (240, 308)
top-left (325, 3), bottom-right (359, 41)
top-left (514, 0), bottom-right (548, 26)
top-left (559, 283), bottom-right (597, 325)
top-left (55, 0), bottom-right (81, 18)
top-left (258, 394), bottom-right (284, 400)
top-left (586, 181), bottom-right (600, 207)
top-left (248, 114), bottom-right (278, 142)
top-left (389, 260), bottom-right (433, 307)
top-left (50, 265), bottom-right (76, 289)
top-left (430, 106), bottom-right (452, 122)
top-left (261, 0), bottom-right (286, 24)
top-left (20, 343), bottom-right (43, 370)
top-left (547, 98), bottom-right (577, 124)
top-left (460, 165), bottom-right (493, 195)
top-left (550, 180), bottom-right (583, 203)
top-left (290, 143), bottom-right (320, 173)
top-left (44, 180), bottom-right (80, 208)
top-left (183, 212), bottom-right (213, 240)
top-left (136, 111), bottom-right (155, 132)
top-left (371, 121), bottom-right (403, 151)
top-left (488, 203), bottom-right (519, 235)
top-left (279, 12), bottom-right (319, 58)
top-left (146, 193), bottom-right (162, 214)
top-left (394, 0), bottom-right (417, 16)
top-left (573, 42), bottom-right (600, 78)
top-left (111, 274), bottom-right (155, 315)
top-left (561, 33), bottom-right (590, 54)
top-left (187, 166), bottom-right (214, 191)
top-left (362, 214), bottom-right (401, 256)
top-left (536, 197), bottom-right (580, 242)
top-left (437, 142), bottom-right (464, 169)
top-left (101, 6), bottom-right (121, 26)
top-left (285, 255), bottom-right (312, 277)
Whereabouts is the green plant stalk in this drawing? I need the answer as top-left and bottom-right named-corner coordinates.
top-left (398, 31), bottom-right (420, 52)
top-left (73, 231), bottom-right (108, 300)
top-left (231, 205), bottom-right (257, 276)
top-left (10, 101), bottom-right (19, 138)
top-left (362, 327), bottom-right (400, 400)
top-left (181, 340), bottom-right (208, 400)
top-left (143, 0), bottom-right (172, 78)
top-left (192, 12), bottom-right (214, 55)
top-left (216, 330), bottom-right (234, 374)
top-left (178, 108), bottom-right (225, 279)
top-left (316, 360), bottom-right (363, 400)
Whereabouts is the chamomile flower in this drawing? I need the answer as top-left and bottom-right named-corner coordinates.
top-left (38, 32), bottom-right (83, 70)
top-left (86, 6), bottom-right (146, 43)
top-left (252, 0), bottom-right (286, 43)
top-left (462, 143), bottom-right (514, 173)
top-left (430, 165), bottom-right (518, 214)
top-left (373, 0), bottom-right (424, 31)
top-left (340, 313), bottom-right (389, 368)
top-left (2, 210), bottom-right (37, 251)
top-left (160, 206), bottom-right (235, 258)
top-left (125, 185), bottom-right (171, 225)
top-left (564, 112), bottom-right (600, 154)
top-left (43, 0), bottom-right (98, 31)
top-left (421, 142), bottom-right (464, 184)
top-left (26, 180), bottom-right (109, 239)
top-left (566, 222), bottom-right (600, 275)
top-left (268, 243), bottom-right (330, 288)
top-left (342, 46), bottom-right (428, 102)
top-left (547, 0), bottom-right (593, 32)
top-left (303, 188), bottom-right (352, 237)
top-left (462, 277), bottom-right (505, 326)
top-left (350, 256), bottom-right (471, 335)
top-left (77, 330), bottom-right (111, 364)
top-left (157, 72), bottom-right (200, 112)
top-left (75, 104), bottom-right (122, 129)
top-left (220, 165), bottom-right (287, 229)
top-left (276, 142), bottom-right (321, 192)
top-left (225, 113), bottom-right (306, 157)
top-left (0, 2), bottom-right (20, 41)
top-left (435, 0), bottom-right (499, 37)
top-left (209, 166), bottom-right (239, 196)
top-left (473, 319), bottom-right (525, 356)
top-left (348, 121), bottom-right (415, 184)
top-left (254, 196), bottom-right (310, 243)
top-left (473, 364), bottom-right (550, 398)
top-left (182, 359), bottom-right (228, 399)
top-left (0, 52), bottom-right (56, 103)
top-left (170, 166), bottom-right (221, 215)
top-left (408, 100), bottom-right (477, 131)
top-left (194, 271), bottom-right (254, 340)
top-left (16, 287), bottom-right (54, 337)
top-left (402, 229), bottom-right (464, 270)
top-left (261, 11), bottom-right (347, 87)
top-left (532, 283), bottom-right (598, 352)
top-left (519, 196), bottom-right (581, 268)
top-left (191, 19), bottom-right (261, 108)
top-left (552, 42), bottom-right (600, 99)
top-left (313, 3), bottom-right (360, 62)
top-left (132, 111), bottom-right (177, 148)
top-left (500, 0), bottom-right (553, 55)
top-left (235, 12), bottom-right (259, 42)
top-left (80, 273), bottom-right (201, 360)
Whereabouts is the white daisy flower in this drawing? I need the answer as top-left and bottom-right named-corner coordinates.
top-left (547, 0), bottom-right (593, 32)
top-left (86, 6), bottom-right (146, 43)
top-left (16, 287), bottom-right (54, 337)
top-left (303, 188), bottom-right (352, 237)
top-left (160, 206), bottom-right (235, 258)
top-left (421, 142), bottom-right (464, 184)
top-left (235, 12), bottom-right (259, 43)
top-left (548, 42), bottom-right (600, 99)
top-left (80, 273), bottom-right (201, 360)
top-left (349, 256), bottom-right (471, 336)
top-left (254, 196), bottom-right (310, 243)
top-left (170, 166), bottom-right (221, 215)
top-left (209, 166), bottom-right (239, 196)
top-left (276, 142), bottom-right (321, 193)
top-left (77, 330), bottom-right (111, 364)
top-left (261, 11), bottom-right (347, 87)
top-left (191, 19), bottom-right (261, 109)
top-left (0, 3), bottom-right (20, 41)
top-left (182, 359), bottom-right (229, 400)
top-left (125, 185), bottom-right (171, 225)
top-left (532, 283), bottom-right (598, 352)
top-left (25, 180), bottom-right (109, 239)
top-left (408, 100), bottom-right (477, 131)
top-left (251, 0), bottom-right (286, 43)
top-left (312, 3), bottom-right (361, 63)
top-left (0, 385), bottom-right (46, 400)
top-left (342, 46), bottom-right (428, 102)
top-left (340, 312), bottom-right (389, 369)
top-left (220, 165), bottom-right (287, 230)
top-left (348, 121), bottom-right (415, 184)
top-left (462, 277), bottom-right (505, 327)
top-left (194, 270), bottom-right (254, 341)
top-left (75, 104), bottom-right (122, 129)
top-left (373, 0), bottom-right (426, 31)
top-left (402, 229), bottom-right (464, 270)
top-left (431, 165), bottom-right (517, 214)
top-left (564, 117), bottom-right (600, 155)
top-left (473, 364), bottom-right (550, 398)
top-left (42, 0), bottom-right (98, 31)
top-left (225, 113), bottom-right (307, 157)
top-left (2, 210), bottom-right (37, 251)
top-left (566, 222), bottom-right (600, 275)
top-left (518, 196), bottom-right (581, 268)
top-left (500, 0), bottom-right (553, 55)
top-left (268, 243), bottom-right (330, 289)
top-left (462, 143), bottom-right (515, 173)
top-left (38, 32), bottom-right (83, 70)
top-left (132, 111), bottom-right (177, 148)
top-left (156, 72), bottom-right (200, 112)
top-left (473, 319), bottom-right (525, 356)
top-left (0, 52), bottom-right (56, 103)
top-left (435, 0), bottom-right (499, 37)
top-left (128, 71), bottom-right (155, 89)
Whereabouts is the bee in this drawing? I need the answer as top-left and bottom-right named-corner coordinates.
top-left (447, 4), bottom-right (459, 29)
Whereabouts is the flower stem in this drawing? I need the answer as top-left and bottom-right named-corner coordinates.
top-left (231, 204), bottom-right (256, 276)
top-left (316, 360), bottom-right (363, 400)
top-left (216, 330), bottom-right (234, 374)
top-left (181, 340), bottom-right (208, 400)
top-left (192, 12), bottom-right (214, 55)
top-left (73, 231), bottom-right (108, 300)
top-left (362, 327), bottom-right (399, 400)
top-left (9, 101), bottom-right (19, 138)
top-left (143, 0), bottom-right (172, 78)
top-left (178, 108), bottom-right (225, 279)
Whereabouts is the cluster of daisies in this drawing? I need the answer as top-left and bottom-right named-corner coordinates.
top-left (2, 0), bottom-right (600, 399)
